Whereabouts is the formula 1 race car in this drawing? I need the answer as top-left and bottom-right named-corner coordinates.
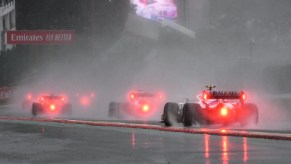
top-left (31, 94), bottom-right (72, 117)
top-left (161, 85), bottom-right (259, 127)
top-left (108, 90), bottom-right (165, 119)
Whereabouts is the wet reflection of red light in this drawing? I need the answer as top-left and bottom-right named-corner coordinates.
top-left (243, 137), bottom-right (248, 162)
top-left (131, 129), bottom-right (135, 149)
top-left (222, 136), bottom-right (229, 164)
top-left (204, 134), bottom-right (210, 158)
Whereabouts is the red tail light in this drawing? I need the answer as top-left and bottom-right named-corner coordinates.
top-left (130, 93), bottom-right (136, 100)
top-left (41, 97), bottom-right (44, 101)
top-left (241, 93), bottom-right (246, 100)
top-left (61, 97), bottom-right (65, 102)
top-left (220, 107), bottom-right (228, 116)
top-left (142, 104), bottom-right (149, 112)
top-left (50, 104), bottom-right (56, 111)
top-left (203, 93), bottom-right (208, 101)
top-left (81, 97), bottom-right (89, 106)
top-left (240, 92), bottom-right (246, 103)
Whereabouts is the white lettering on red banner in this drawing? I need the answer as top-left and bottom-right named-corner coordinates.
top-left (6, 30), bottom-right (76, 44)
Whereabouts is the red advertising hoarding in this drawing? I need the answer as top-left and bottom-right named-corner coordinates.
top-left (6, 30), bottom-right (76, 44)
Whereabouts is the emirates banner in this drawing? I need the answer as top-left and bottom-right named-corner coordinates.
top-left (6, 30), bottom-right (76, 44)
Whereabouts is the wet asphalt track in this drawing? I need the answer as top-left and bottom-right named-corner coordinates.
top-left (1, 105), bottom-right (291, 163)
top-left (1, 120), bottom-right (291, 164)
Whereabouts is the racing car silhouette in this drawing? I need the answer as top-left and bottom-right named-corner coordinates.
top-left (32, 94), bottom-right (72, 117)
top-left (108, 90), bottom-right (165, 119)
top-left (161, 85), bottom-right (259, 127)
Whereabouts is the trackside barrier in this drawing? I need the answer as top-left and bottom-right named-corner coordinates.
top-left (0, 117), bottom-right (290, 141)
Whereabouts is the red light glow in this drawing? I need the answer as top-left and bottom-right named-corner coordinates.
top-left (130, 93), bottom-right (135, 99)
top-left (157, 92), bottom-right (165, 100)
top-left (204, 134), bottom-right (210, 158)
top-left (242, 94), bottom-right (246, 100)
top-left (243, 137), bottom-right (248, 162)
top-left (59, 94), bottom-right (68, 102)
top-left (241, 92), bottom-right (246, 101)
top-left (220, 108), bottom-right (228, 116)
top-left (131, 129), bottom-right (135, 149)
top-left (142, 104), bottom-right (150, 112)
top-left (50, 104), bottom-right (56, 111)
top-left (27, 94), bottom-right (32, 100)
top-left (81, 97), bottom-right (89, 106)
top-left (203, 93), bottom-right (207, 100)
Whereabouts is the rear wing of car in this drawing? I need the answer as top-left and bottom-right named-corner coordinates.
top-left (128, 91), bottom-right (165, 101)
top-left (202, 91), bottom-right (246, 100)
top-left (130, 92), bottom-right (154, 99)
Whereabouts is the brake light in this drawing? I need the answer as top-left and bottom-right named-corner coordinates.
top-left (203, 93), bottom-right (208, 101)
top-left (220, 107), bottom-right (228, 116)
top-left (41, 97), bottom-right (44, 101)
top-left (241, 93), bottom-right (246, 100)
top-left (50, 104), bottom-right (56, 111)
top-left (61, 97), bottom-right (65, 102)
top-left (142, 104), bottom-right (149, 112)
top-left (81, 97), bottom-right (89, 106)
top-left (130, 93), bottom-right (135, 100)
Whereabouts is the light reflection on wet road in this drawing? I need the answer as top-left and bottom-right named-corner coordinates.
top-left (0, 105), bottom-right (291, 163)
top-left (0, 120), bottom-right (291, 163)
top-left (127, 125), bottom-right (291, 164)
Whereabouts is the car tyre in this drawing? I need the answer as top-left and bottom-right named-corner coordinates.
top-left (32, 103), bottom-right (41, 117)
top-left (183, 103), bottom-right (202, 127)
top-left (163, 102), bottom-right (179, 127)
